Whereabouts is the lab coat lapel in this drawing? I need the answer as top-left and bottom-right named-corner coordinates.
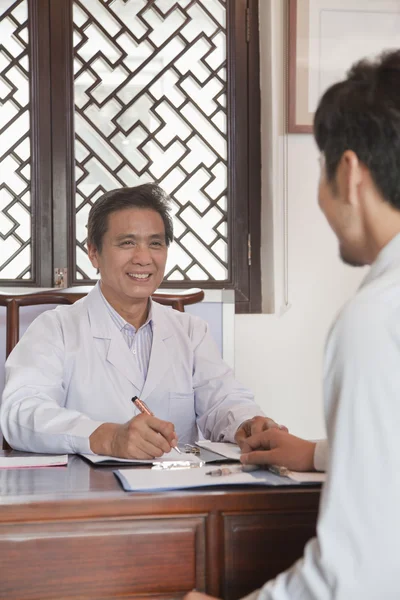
top-left (106, 331), bottom-right (144, 392)
top-left (86, 283), bottom-right (144, 393)
top-left (140, 301), bottom-right (174, 400)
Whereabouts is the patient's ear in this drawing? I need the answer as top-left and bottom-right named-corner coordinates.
top-left (338, 150), bottom-right (363, 208)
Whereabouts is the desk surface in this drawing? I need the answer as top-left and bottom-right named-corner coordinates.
top-left (0, 456), bottom-right (321, 600)
top-left (0, 454), bottom-right (320, 519)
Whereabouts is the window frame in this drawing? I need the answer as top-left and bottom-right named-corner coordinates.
top-left (1, 0), bottom-right (261, 313)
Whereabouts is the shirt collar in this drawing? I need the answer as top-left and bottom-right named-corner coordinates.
top-left (359, 232), bottom-right (400, 290)
top-left (99, 285), bottom-right (153, 333)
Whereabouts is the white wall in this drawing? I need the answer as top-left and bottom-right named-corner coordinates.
top-left (233, 1), bottom-right (367, 439)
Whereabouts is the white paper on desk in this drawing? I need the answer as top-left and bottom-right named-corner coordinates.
top-left (115, 465), bottom-right (300, 492)
top-left (195, 441), bottom-right (241, 461)
top-left (80, 448), bottom-right (202, 466)
top-left (287, 471), bottom-right (326, 483)
top-left (0, 452), bottom-right (68, 469)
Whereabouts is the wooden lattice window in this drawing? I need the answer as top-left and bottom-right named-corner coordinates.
top-left (0, 0), bottom-right (261, 313)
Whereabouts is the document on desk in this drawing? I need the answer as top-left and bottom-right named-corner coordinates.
top-left (287, 471), bottom-right (326, 483)
top-left (115, 465), bottom-right (291, 492)
top-left (114, 464), bottom-right (325, 492)
top-left (0, 451), bottom-right (68, 469)
top-left (194, 442), bottom-right (326, 484)
top-left (195, 441), bottom-right (241, 461)
top-left (80, 448), bottom-right (203, 467)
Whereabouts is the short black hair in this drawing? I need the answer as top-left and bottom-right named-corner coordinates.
top-left (87, 183), bottom-right (174, 252)
top-left (314, 49), bottom-right (400, 210)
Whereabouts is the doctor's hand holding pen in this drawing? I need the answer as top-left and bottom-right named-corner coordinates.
top-left (89, 397), bottom-right (179, 459)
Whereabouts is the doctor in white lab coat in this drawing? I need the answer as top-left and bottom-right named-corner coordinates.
top-left (1, 184), bottom-right (275, 458)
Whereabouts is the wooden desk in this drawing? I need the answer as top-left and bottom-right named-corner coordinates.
top-left (0, 456), bottom-right (320, 600)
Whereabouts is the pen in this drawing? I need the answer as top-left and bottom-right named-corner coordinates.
top-left (268, 464), bottom-right (289, 477)
top-left (131, 396), bottom-right (183, 454)
top-left (206, 464), bottom-right (259, 477)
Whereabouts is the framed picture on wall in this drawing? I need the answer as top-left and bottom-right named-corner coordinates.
top-left (288, 0), bottom-right (400, 133)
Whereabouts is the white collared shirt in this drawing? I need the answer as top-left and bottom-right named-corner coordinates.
top-left (99, 287), bottom-right (153, 380)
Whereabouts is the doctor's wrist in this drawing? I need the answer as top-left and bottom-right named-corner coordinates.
top-left (89, 422), bottom-right (119, 456)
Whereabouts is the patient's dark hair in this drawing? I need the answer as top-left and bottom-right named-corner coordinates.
top-left (87, 183), bottom-right (174, 252)
top-left (314, 49), bottom-right (400, 210)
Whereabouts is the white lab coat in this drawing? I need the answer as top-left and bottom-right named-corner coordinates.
top-left (243, 234), bottom-right (400, 599)
top-left (1, 284), bottom-right (263, 454)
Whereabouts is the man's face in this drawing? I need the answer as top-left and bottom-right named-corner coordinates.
top-left (88, 207), bottom-right (168, 306)
top-left (318, 155), bottom-right (366, 267)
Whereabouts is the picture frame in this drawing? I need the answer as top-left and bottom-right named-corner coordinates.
top-left (288, 0), bottom-right (400, 133)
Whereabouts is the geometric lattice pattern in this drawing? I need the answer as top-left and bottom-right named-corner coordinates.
top-left (0, 0), bottom-right (31, 281)
top-left (73, 0), bottom-right (228, 281)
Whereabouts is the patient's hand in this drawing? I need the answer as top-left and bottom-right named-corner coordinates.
top-left (235, 416), bottom-right (288, 449)
top-left (240, 429), bottom-right (316, 472)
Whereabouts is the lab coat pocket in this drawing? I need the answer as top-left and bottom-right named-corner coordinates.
top-left (168, 391), bottom-right (195, 412)
top-left (168, 391), bottom-right (196, 438)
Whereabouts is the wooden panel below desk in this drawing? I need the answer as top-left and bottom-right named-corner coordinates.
top-left (223, 512), bottom-right (317, 600)
top-left (0, 516), bottom-right (206, 600)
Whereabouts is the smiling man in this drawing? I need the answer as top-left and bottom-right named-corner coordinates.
top-left (1, 184), bottom-right (278, 458)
